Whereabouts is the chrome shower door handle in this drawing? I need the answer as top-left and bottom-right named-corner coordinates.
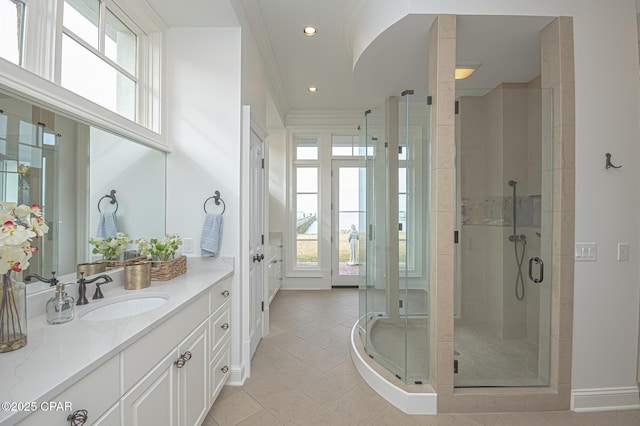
top-left (528, 257), bottom-right (544, 283)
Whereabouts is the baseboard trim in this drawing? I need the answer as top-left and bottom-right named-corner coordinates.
top-left (571, 386), bottom-right (640, 412)
top-left (228, 363), bottom-right (246, 386)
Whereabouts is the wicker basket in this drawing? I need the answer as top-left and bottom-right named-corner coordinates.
top-left (150, 255), bottom-right (187, 281)
top-left (104, 256), bottom-right (148, 271)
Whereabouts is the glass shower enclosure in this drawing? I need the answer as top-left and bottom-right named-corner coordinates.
top-left (357, 91), bottom-right (431, 385)
top-left (454, 86), bottom-right (554, 387)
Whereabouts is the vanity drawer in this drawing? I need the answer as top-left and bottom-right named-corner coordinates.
top-left (209, 341), bottom-right (231, 405)
top-left (18, 355), bottom-right (119, 426)
top-left (210, 277), bottom-right (231, 313)
top-left (121, 295), bottom-right (208, 392)
top-left (210, 300), bottom-right (231, 356)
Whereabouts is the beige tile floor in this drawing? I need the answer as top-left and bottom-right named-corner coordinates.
top-left (204, 289), bottom-right (640, 425)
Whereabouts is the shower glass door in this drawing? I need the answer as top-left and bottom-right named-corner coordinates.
top-left (454, 87), bottom-right (553, 387)
top-left (357, 94), bottom-right (431, 385)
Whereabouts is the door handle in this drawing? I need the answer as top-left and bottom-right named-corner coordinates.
top-left (528, 257), bottom-right (544, 283)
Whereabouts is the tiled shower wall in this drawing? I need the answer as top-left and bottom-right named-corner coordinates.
top-left (457, 79), bottom-right (545, 340)
top-left (431, 15), bottom-right (575, 413)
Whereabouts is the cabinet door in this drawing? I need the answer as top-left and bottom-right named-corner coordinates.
top-left (178, 321), bottom-right (209, 426)
top-left (93, 402), bottom-right (120, 426)
top-left (122, 350), bottom-right (178, 426)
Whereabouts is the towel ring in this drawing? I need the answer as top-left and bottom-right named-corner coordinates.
top-left (98, 189), bottom-right (118, 213)
top-left (203, 190), bottom-right (226, 214)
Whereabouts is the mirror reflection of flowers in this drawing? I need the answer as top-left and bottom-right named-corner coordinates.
top-left (17, 164), bottom-right (30, 190)
top-left (0, 202), bottom-right (48, 352)
top-left (89, 232), bottom-right (131, 261)
top-left (135, 234), bottom-right (182, 262)
top-left (0, 202), bottom-right (49, 273)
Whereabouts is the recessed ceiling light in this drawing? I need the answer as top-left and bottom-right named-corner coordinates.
top-left (308, 87), bottom-right (318, 93)
top-left (455, 63), bottom-right (480, 80)
top-left (303, 26), bottom-right (317, 36)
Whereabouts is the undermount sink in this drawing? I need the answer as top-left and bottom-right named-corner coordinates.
top-left (80, 294), bottom-right (170, 321)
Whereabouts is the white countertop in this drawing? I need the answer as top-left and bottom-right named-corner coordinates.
top-left (0, 257), bottom-right (234, 425)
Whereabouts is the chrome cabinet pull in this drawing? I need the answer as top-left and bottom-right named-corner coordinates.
top-left (221, 323), bottom-right (230, 330)
top-left (174, 351), bottom-right (192, 368)
top-left (528, 257), bottom-right (544, 283)
top-left (221, 365), bottom-right (229, 373)
top-left (221, 290), bottom-right (230, 297)
top-left (67, 409), bottom-right (88, 425)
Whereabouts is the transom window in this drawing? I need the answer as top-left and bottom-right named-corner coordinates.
top-left (0, 0), bottom-right (26, 65)
top-left (296, 138), bottom-right (318, 160)
top-left (61, 0), bottom-right (138, 120)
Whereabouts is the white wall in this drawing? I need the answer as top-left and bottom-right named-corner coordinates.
top-left (89, 126), bottom-right (166, 253)
top-left (353, 0), bottom-right (640, 407)
top-left (165, 27), bottom-right (244, 380)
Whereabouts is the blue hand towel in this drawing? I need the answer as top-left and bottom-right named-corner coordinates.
top-left (96, 212), bottom-right (118, 238)
top-left (201, 213), bottom-right (223, 257)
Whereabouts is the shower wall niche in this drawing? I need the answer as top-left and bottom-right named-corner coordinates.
top-left (454, 81), bottom-right (553, 387)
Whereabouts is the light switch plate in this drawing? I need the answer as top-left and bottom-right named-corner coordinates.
top-left (575, 242), bottom-right (597, 261)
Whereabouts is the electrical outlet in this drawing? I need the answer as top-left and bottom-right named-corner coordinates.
top-left (617, 243), bottom-right (630, 261)
top-left (183, 238), bottom-right (194, 253)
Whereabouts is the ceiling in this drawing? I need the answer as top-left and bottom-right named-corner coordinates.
top-left (145, 0), bottom-right (554, 117)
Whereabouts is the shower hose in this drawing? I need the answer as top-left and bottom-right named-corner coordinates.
top-left (514, 237), bottom-right (527, 301)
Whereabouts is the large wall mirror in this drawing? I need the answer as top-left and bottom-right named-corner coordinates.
top-left (0, 89), bottom-right (166, 291)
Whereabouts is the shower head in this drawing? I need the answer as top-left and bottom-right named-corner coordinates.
top-left (508, 180), bottom-right (517, 187)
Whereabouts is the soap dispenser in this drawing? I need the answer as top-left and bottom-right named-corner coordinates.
top-left (46, 283), bottom-right (75, 325)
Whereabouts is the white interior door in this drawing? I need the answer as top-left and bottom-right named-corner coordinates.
top-left (249, 125), bottom-right (266, 359)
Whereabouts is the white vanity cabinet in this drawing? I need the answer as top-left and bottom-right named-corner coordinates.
top-left (16, 273), bottom-right (233, 426)
top-left (267, 235), bottom-right (282, 305)
top-left (122, 277), bottom-right (232, 426)
top-left (17, 356), bottom-right (120, 426)
top-left (122, 320), bottom-right (208, 426)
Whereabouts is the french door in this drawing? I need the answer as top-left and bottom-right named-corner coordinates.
top-left (331, 161), bottom-right (365, 287)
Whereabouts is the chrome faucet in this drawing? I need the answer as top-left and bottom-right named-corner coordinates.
top-left (25, 271), bottom-right (59, 287)
top-left (76, 273), bottom-right (113, 305)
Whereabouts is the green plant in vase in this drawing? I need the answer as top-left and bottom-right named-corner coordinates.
top-left (135, 234), bottom-right (182, 262)
top-left (89, 232), bottom-right (131, 262)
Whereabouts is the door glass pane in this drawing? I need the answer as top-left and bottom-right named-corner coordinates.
top-left (337, 167), bottom-right (362, 276)
top-left (64, 0), bottom-right (100, 49)
top-left (0, 0), bottom-right (25, 65)
top-left (332, 135), bottom-right (356, 156)
top-left (454, 86), bottom-right (553, 387)
top-left (105, 9), bottom-right (137, 75)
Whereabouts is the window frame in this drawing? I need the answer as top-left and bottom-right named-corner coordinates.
top-left (0, 0), bottom-right (166, 148)
top-left (57, 0), bottom-right (140, 121)
top-left (290, 134), bottom-right (322, 274)
top-left (0, 0), bottom-right (26, 66)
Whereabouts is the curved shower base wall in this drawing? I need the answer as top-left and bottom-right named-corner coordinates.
top-left (350, 320), bottom-right (437, 414)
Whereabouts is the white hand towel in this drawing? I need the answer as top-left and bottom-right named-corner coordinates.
top-left (201, 213), bottom-right (223, 257)
top-left (96, 212), bottom-right (118, 238)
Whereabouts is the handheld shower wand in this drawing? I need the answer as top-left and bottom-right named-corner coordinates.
top-left (508, 180), bottom-right (527, 301)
